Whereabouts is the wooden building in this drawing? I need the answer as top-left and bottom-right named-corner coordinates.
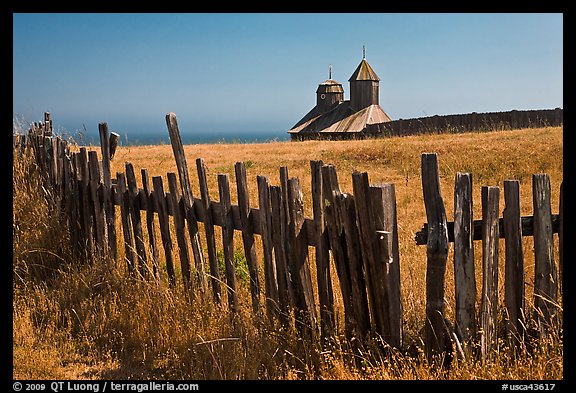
top-left (288, 50), bottom-right (392, 141)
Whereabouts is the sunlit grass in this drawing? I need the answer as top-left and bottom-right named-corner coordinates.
top-left (13, 126), bottom-right (563, 379)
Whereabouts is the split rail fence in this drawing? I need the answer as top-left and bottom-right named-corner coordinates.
top-left (13, 112), bottom-right (563, 365)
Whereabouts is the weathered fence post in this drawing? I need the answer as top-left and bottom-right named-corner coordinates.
top-left (44, 136), bottom-right (54, 189)
top-left (310, 160), bottom-right (335, 340)
top-left (166, 113), bottom-right (207, 294)
top-left (257, 175), bottom-right (280, 319)
top-left (51, 138), bottom-right (60, 200)
top-left (63, 153), bottom-right (79, 258)
top-left (270, 185), bottom-right (291, 327)
top-left (36, 133), bottom-right (44, 171)
top-left (88, 151), bottom-right (106, 254)
top-left (218, 173), bottom-right (239, 313)
top-left (55, 137), bottom-right (65, 204)
top-left (287, 177), bottom-right (317, 341)
top-left (421, 153), bottom-right (450, 363)
top-left (338, 192), bottom-right (370, 342)
top-left (58, 138), bottom-right (68, 211)
top-left (196, 158), bottom-right (221, 303)
top-left (453, 173), bottom-right (476, 351)
top-left (69, 153), bottom-right (82, 259)
top-left (370, 183), bottom-right (403, 349)
top-left (323, 165), bottom-right (357, 340)
top-left (532, 174), bottom-right (558, 336)
top-left (78, 148), bottom-right (95, 260)
top-left (353, 171), bottom-right (392, 343)
top-left (99, 123), bottom-right (117, 261)
top-left (326, 191), bottom-right (355, 341)
top-left (152, 175), bottom-right (176, 286)
top-left (43, 112), bottom-right (52, 136)
top-left (142, 169), bottom-right (161, 279)
top-left (235, 162), bottom-right (262, 314)
top-left (126, 163), bottom-right (149, 279)
top-left (279, 167), bottom-right (296, 308)
top-left (480, 186), bottom-right (500, 362)
top-left (116, 172), bottom-right (136, 275)
top-left (168, 172), bottom-right (193, 293)
top-left (503, 180), bottom-right (524, 350)
top-left (109, 132), bottom-right (120, 160)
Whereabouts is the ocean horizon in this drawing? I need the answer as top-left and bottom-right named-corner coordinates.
top-left (36, 129), bottom-right (291, 146)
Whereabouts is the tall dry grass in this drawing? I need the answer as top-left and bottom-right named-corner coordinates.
top-left (13, 127), bottom-right (563, 379)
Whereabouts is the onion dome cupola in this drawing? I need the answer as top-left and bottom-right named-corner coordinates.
top-left (316, 65), bottom-right (344, 114)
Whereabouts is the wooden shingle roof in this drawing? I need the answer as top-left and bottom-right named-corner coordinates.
top-left (348, 59), bottom-right (380, 82)
top-left (316, 79), bottom-right (344, 94)
top-left (288, 102), bottom-right (391, 134)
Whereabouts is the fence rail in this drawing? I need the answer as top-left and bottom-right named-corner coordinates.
top-left (13, 112), bottom-right (563, 368)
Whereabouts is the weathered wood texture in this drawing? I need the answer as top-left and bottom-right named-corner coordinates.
top-left (323, 165), bottom-right (361, 340)
top-left (142, 169), bottom-right (160, 278)
top-left (219, 174), bottom-right (239, 312)
top-left (168, 172), bottom-right (193, 292)
top-left (453, 173), bottom-right (476, 347)
top-left (480, 186), bottom-right (500, 363)
top-left (99, 123), bottom-right (117, 261)
top-left (421, 153), bottom-right (449, 361)
top-left (352, 171), bottom-right (385, 338)
top-left (279, 166), bottom-right (296, 307)
top-left (326, 190), bottom-right (355, 340)
top-left (152, 175), bottom-right (176, 286)
top-left (69, 154), bottom-right (82, 258)
top-left (117, 172), bottom-right (136, 274)
top-left (503, 180), bottom-right (524, 348)
top-left (338, 193), bottom-right (370, 341)
top-left (257, 175), bottom-right (279, 317)
top-left (109, 132), bottom-right (120, 160)
top-left (126, 162), bottom-right (148, 279)
top-left (311, 160), bottom-right (335, 339)
top-left (78, 148), bottom-right (94, 259)
top-left (196, 158), bottom-right (220, 303)
top-left (166, 113), bottom-right (206, 293)
top-left (235, 162), bottom-right (261, 314)
top-left (63, 152), bottom-right (79, 258)
top-left (287, 177), bottom-right (317, 340)
top-left (532, 174), bottom-right (558, 335)
top-left (415, 215), bottom-right (560, 245)
top-left (370, 183), bottom-right (403, 348)
top-left (88, 151), bottom-right (106, 253)
top-left (270, 185), bottom-right (291, 326)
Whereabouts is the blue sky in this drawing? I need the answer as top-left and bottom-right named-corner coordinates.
top-left (13, 13), bottom-right (563, 140)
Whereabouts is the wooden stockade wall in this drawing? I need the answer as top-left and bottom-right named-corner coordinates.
top-left (13, 112), bottom-right (562, 367)
top-left (292, 108), bottom-right (563, 141)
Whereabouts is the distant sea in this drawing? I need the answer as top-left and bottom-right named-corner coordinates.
top-left (56, 130), bottom-right (290, 146)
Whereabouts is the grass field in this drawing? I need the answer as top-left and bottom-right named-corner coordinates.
top-left (13, 126), bottom-right (563, 380)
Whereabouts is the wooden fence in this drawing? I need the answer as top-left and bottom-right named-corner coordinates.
top-left (292, 108), bottom-right (563, 141)
top-left (419, 155), bottom-right (562, 362)
top-left (13, 112), bottom-right (562, 366)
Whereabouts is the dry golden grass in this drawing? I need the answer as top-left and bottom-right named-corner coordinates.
top-left (14, 126), bottom-right (563, 380)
